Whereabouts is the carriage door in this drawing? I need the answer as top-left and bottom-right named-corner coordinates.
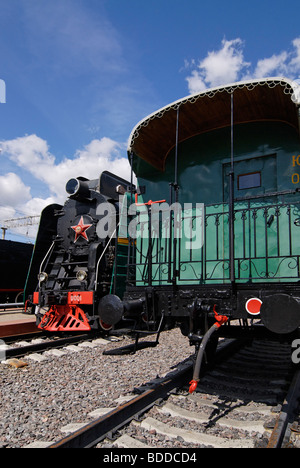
top-left (223, 154), bottom-right (278, 281)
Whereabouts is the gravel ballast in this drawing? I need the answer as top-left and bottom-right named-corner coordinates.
top-left (0, 328), bottom-right (193, 448)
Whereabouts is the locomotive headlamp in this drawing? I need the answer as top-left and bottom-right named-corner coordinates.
top-left (66, 178), bottom-right (90, 199)
top-left (38, 272), bottom-right (48, 282)
top-left (76, 270), bottom-right (87, 281)
top-left (66, 178), bottom-right (80, 195)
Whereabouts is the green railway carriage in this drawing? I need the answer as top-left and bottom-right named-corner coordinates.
top-left (119, 77), bottom-right (300, 344)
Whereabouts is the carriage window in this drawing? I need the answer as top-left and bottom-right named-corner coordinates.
top-left (238, 172), bottom-right (261, 190)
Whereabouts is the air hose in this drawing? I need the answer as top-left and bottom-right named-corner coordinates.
top-left (189, 306), bottom-right (228, 393)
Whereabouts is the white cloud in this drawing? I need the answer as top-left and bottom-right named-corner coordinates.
top-left (290, 37), bottom-right (300, 72)
top-left (0, 192), bottom-right (56, 241)
top-left (0, 205), bottom-right (16, 222)
top-left (186, 38), bottom-right (250, 93)
top-left (21, 196), bottom-right (56, 217)
top-left (0, 172), bottom-right (31, 207)
top-left (253, 51), bottom-right (288, 79)
top-left (185, 37), bottom-right (300, 94)
top-left (0, 134), bottom-right (132, 240)
top-left (0, 134), bottom-right (131, 206)
top-left (1, 135), bottom-right (54, 173)
top-left (0, 172), bottom-right (33, 238)
top-left (49, 138), bottom-right (131, 203)
top-left (185, 70), bottom-right (207, 94)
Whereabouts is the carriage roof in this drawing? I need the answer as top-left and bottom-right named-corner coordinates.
top-left (128, 77), bottom-right (300, 172)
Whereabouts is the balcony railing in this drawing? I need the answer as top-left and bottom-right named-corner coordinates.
top-left (127, 195), bottom-right (300, 286)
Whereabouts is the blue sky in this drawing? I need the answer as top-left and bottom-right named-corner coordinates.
top-left (1, 0), bottom-right (300, 241)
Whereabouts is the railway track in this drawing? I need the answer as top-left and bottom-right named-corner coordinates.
top-left (34, 340), bottom-right (300, 449)
top-left (3, 331), bottom-right (298, 449)
top-left (0, 331), bottom-right (105, 361)
top-left (43, 337), bottom-right (300, 449)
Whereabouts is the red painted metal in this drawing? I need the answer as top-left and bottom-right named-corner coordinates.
top-left (67, 291), bottom-right (93, 305)
top-left (38, 305), bottom-right (91, 332)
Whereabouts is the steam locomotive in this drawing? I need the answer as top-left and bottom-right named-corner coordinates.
top-left (25, 171), bottom-right (133, 332)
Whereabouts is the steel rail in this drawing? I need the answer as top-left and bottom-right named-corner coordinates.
top-left (2, 331), bottom-right (42, 344)
top-left (267, 368), bottom-right (300, 448)
top-left (4, 333), bottom-right (93, 359)
top-left (49, 363), bottom-right (193, 448)
top-left (0, 303), bottom-right (24, 309)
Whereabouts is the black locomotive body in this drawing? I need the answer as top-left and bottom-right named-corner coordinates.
top-left (26, 171), bottom-right (131, 332)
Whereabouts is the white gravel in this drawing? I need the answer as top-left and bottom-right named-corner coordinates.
top-left (0, 328), bottom-right (193, 448)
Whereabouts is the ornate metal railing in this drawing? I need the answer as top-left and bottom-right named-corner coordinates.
top-left (127, 196), bottom-right (300, 286)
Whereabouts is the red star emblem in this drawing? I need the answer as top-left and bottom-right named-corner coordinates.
top-left (71, 216), bottom-right (92, 242)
